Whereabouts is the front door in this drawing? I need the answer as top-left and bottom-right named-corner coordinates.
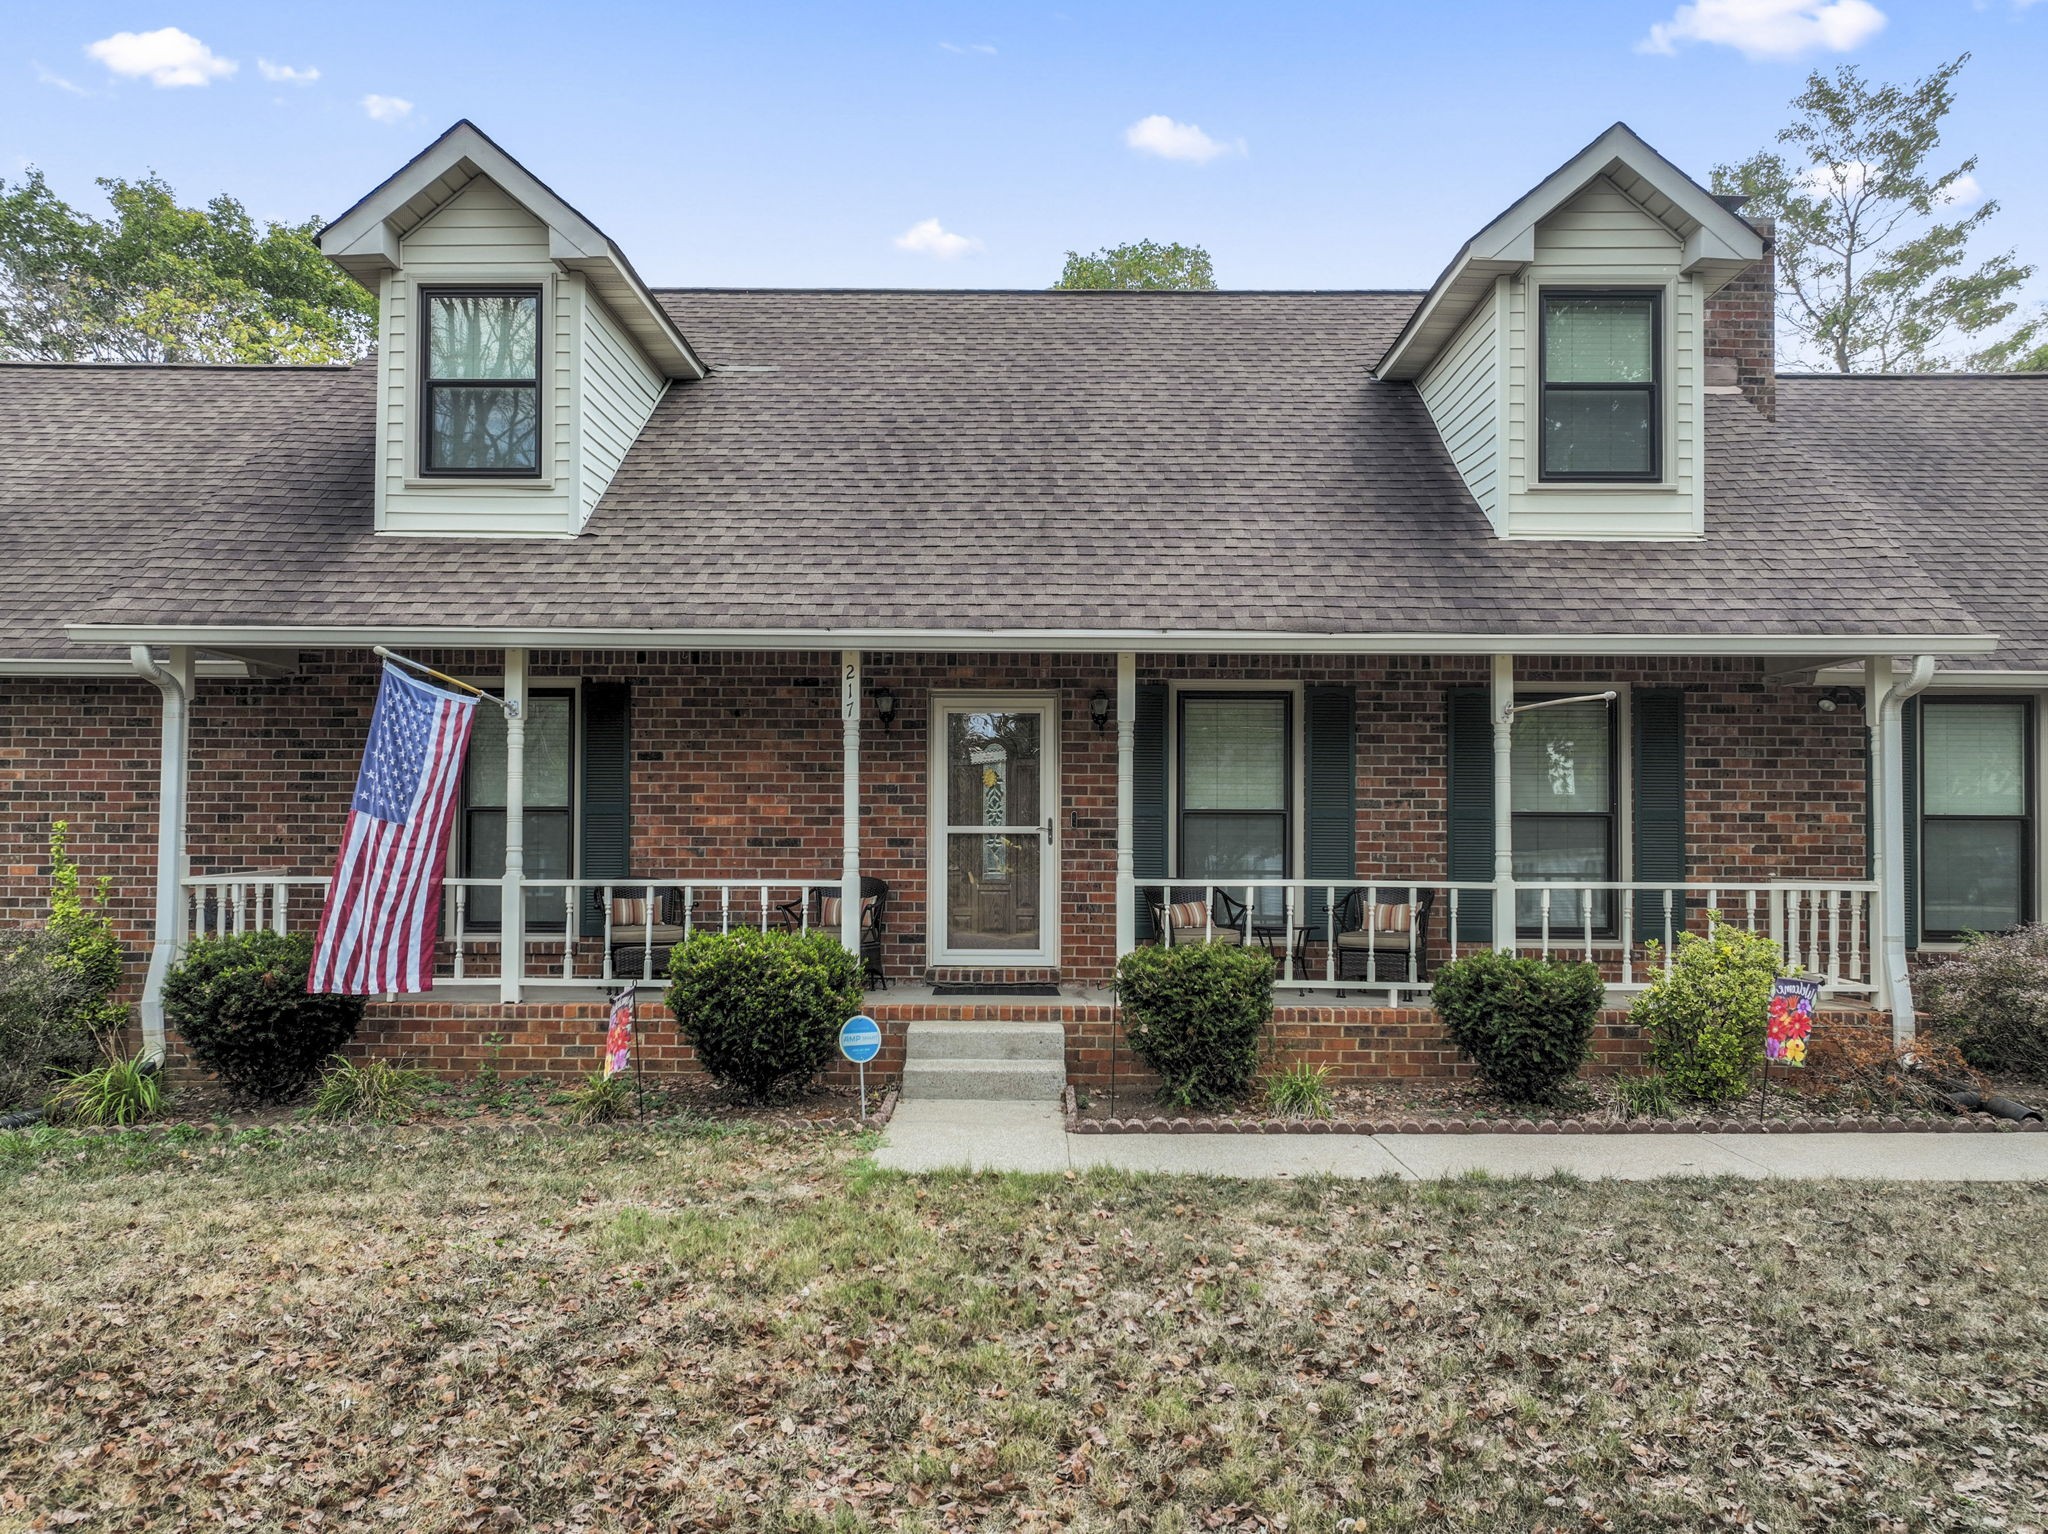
top-left (930, 694), bottom-right (1059, 966)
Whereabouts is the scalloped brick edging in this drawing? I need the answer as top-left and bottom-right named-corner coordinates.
top-left (1063, 1105), bottom-right (2045, 1136)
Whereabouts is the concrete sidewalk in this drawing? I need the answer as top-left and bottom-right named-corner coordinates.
top-left (873, 1100), bottom-right (2048, 1181)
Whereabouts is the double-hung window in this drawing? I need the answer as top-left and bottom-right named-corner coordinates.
top-left (1921, 699), bottom-right (2032, 939)
top-left (1178, 694), bottom-right (1291, 919)
top-left (421, 287), bottom-right (542, 477)
top-left (462, 689), bottom-right (575, 931)
top-left (1539, 290), bottom-right (1660, 482)
top-left (1511, 696), bottom-right (1617, 934)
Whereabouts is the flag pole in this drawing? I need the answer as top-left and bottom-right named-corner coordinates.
top-left (373, 646), bottom-right (519, 717)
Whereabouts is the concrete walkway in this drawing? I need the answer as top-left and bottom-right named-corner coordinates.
top-left (873, 1100), bottom-right (2048, 1181)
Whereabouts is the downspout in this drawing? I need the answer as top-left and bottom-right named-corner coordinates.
top-left (1874, 654), bottom-right (1936, 1044)
top-left (130, 645), bottom-right (191, 1067)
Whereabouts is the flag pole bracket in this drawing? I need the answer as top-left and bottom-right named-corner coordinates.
top-left (374, 647), bottom-right (520, 717)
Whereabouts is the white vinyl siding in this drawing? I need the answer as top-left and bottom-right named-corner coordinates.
top-left (379, 179), bottom-right (570, 535)
top-left (578, 292), bottom-right (666, 524)
top-left (1500, 176), bottom-right (1704, 540)
top-left (1417, 285), bottom-right (1501, 528)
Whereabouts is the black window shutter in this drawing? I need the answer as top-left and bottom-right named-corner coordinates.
top-left (579, 682), bottom-right (631, 934)
top-left (1631, 689), bottom-right (1686, 941)
top-left (1132, 681), bottom-right (1169, 938)
top-left (1901, 697), bottom-right (1920, 949)
top-left (1303, 684), bottom-right (1357, 928)
top-left (1445, 686), bottom-right (1494, 943)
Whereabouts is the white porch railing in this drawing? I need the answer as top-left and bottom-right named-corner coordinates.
top-left (1147, 877), bottom-right (1881, 1002)
top-left (182, 873), bottom-right (841, 991)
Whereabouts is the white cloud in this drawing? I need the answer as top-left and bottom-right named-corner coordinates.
top-left (893, 217), bottom-right (982, 259)
top-left (1935, 171), bottom-right (1985, 207)
top-left (34, 63), bottom-right (90, 96)
top-left (85, 27), bottom-right (236, 87)
top-left (1123, 113), bottom-right (1244, 164)
top-left (939, 41), bottom-right (997, 54)
top-left (257, 58), bottom-right (320, 84)
top-left (1799, 158), bottom-right (1872, 199)
top-left (361, 93), bottom-right (414, 123)
top-left (1637, 0), bottom-right (1886, 57)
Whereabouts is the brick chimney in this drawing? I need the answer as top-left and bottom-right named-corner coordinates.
top-left (1703, 217), bottom-right (1776, 419)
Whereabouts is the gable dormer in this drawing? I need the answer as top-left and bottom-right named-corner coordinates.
top-left (320, 122), bottom-right (703, 537)
top-left (1378, 124), bottom-right (1767, 541)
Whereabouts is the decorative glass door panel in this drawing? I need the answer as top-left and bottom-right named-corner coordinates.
top-left (935, 700), bottom-right (1057, 961)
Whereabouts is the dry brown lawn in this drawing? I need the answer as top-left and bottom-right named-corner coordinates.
top-left (1, 1122), bottom-right (2044, 1532)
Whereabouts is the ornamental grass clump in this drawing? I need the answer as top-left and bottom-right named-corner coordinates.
top-left (1627, 919), bottom-right (1784, 1103)
top-left (1431, 950), bottom-right (1602, 1103)
top-left (1922, 924), bottom-right (2048, 1079)
top-left (45, 1052), bottom-right (163, 1127)
top-left (1114, 942), bottom-right (1275, 1111)
top-left (311, 1057), bottom-right (435, 1123)
top-left (665, 928), bottom-right (864, 1102)
top-left (163, 931), bottom-right (365, 1105)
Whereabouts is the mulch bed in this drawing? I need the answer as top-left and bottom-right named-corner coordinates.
top-left (1068, 1074), bottom-right (2048, 1136)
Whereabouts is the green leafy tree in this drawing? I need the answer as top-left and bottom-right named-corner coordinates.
top-left (0, 169), bottom-right (374, 364)
top-left (1712, 55), bottom-right (2032, 372)
top-left (1053, 239), bottom-right (1217, 291)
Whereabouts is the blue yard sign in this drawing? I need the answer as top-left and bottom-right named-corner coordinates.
top-left (840, 1014), bottom-right (882, 1122)
top-left (839, 1014), bottom-right (882, 1063)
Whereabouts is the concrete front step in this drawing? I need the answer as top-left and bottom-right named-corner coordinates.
top-left (902, 1020), bottom-right (1067, 1062)
top-left (900, 1060), bottom-right (1068, 1102)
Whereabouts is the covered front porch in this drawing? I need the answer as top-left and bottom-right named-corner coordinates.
top-left (119, 638), bottom-right (1932, 1071)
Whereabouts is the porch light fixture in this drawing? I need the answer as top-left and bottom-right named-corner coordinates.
top-left (1090, 690), bottom-right (1111, 732)
top-left (1816, 687), bottom-right (1859, 713)
top-left (873, 688), bottom-right (898, 730)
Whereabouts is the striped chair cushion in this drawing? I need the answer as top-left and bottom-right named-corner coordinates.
top-left (817, 895), bottom-right (878, 929)
top-left (610, 896), bottom-right (651, 927)
top-left (1373, 902), bottom-right (1414, 934)
top-left (1167, 899), bottom-right (1214, 932)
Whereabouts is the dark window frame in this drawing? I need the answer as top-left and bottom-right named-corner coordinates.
top-left (461, 686), bottom-right (578, 933)
top-left (1511, 691), bottom-right (1620, 939)
top-left (1537, 287), bottom-right (1663, 485)
top-left (418, 284), bottom-right (544, 480)
top-left (1174, 690), bottom-right (1294, 892)
top-left (1918, 695), bottom-right (2034, 943)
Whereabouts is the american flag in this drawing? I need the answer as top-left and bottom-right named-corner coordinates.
top-left (308, 662), bottom-right (479, 994)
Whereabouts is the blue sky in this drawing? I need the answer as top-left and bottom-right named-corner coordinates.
top-left (3, 1), bottom-right (2045, 303)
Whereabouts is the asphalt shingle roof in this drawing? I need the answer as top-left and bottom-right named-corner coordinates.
top-left (0, 290), bottom-right (2028, 663)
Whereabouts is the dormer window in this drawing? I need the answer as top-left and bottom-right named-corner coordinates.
top-left (1539, 290), bottom-right (1660, 483)
top-left (421, 287), bottom-right (541, 477)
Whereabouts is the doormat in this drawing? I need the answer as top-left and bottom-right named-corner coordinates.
top-left (929, 982), bottom-right (1063, 997)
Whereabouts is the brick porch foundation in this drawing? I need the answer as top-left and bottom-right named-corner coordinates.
top-left (192, 997), bottom-right (1892, 1097)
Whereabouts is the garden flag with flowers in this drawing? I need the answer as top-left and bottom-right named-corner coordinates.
top-left (1765, 976), bottom-right (1821, 1067)
top-left (603, 987), bottom-right (634, 1078)
top-left (308, 663), bottom-right (478, 994)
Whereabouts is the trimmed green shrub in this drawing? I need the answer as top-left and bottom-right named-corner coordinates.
top-left (0, 824), bottom-right (131, 1110)
top-left (1923, 925), bottom-right (2048, 1078)
top-left (163, 931), bottom-right (365, 1105)
top-left (1432, 950), bottom-right (1602, 1102)
top-left (1115, 942), bottom-right (1276, 1110)
top-left (1628, 920), bottom-right (1783, 1103)
top-left (665, 928), bottom-right (865, 1101)
top-left (46, 1053), bottom-right (163, 1127)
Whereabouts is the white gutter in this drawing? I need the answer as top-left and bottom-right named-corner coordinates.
top-left (64, 623), bottom-right (2000, 660)
top-left (129, 645), bottom-right (191, 1067)
top-left (1873, 654), bottom-right (1937, 1043)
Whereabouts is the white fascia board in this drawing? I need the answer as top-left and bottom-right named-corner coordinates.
top-left (63, 623), bottom-right (1999, 659)
top-left (1377, 121), bottom-right (1764, 381)
top-left (318, 120), bottom-right (704, 380)
top-left (0, 656), bottom-right (250, 678)
top-left (1816, 664), bottom-right (2048, 689)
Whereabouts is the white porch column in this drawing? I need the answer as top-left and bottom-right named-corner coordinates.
top-left (133, 645), bottom-right (194, 1066)
top-left (499, 648), bottom-right (528, 1005)
top-left (1869, 654), bottom-right (1935, 1044)
top-left (1490, 653), bottom-right (1517, 951)
top-left (840, 651), bottom-right (862, 955)
top-left (1114, 653), bottom-right (1137, 960)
